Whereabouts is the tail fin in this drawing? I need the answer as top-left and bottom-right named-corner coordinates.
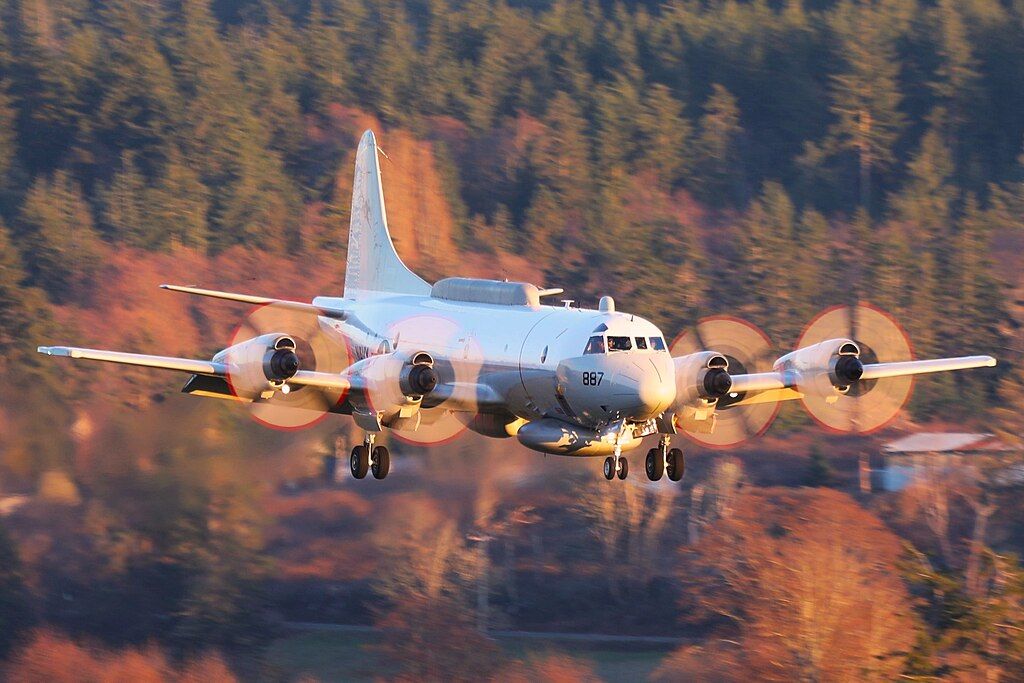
top-left (344, 130), bottom-right (432, 299)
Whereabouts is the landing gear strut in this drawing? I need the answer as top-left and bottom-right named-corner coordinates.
top-left (351, 433), bottom-right (390, 480)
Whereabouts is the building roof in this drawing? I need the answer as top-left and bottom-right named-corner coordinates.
top-left (883, 432), bottom-right (1014, 454)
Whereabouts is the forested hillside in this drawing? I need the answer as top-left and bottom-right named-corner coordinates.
top-left (1, 0), bottom-right (1019, 410)
top-left (2, 2), bottom-right (1024, 679)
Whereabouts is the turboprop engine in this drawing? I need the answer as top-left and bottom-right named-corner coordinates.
top-left (348, 350), bottom-right (439, 429)
top-left (671, 351), bottom-right (734, 407)
top-left (774, 339), bottom-right (864, 396)
top-left (213, 333), bottom-right (301, 398)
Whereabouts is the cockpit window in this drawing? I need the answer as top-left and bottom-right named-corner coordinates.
top-left (649, 336), bottom-right (667, 351)
top-left (608, 336), bottom-right (632, 352)
top-left (634, 337), bottom-right (648, 350)
top-left (584, 336), bottom-right (606, 354)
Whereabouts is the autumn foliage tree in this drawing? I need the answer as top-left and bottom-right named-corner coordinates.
top-left (674, 488), bottom-right (919, 681)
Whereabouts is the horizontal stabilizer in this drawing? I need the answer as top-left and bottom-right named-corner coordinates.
top-left (160, 284), bottom-right (347, 319)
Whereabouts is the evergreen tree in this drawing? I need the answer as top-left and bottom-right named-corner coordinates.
top-left (736, 182), bottom-right (796, 340)
top-left (147, 148), bottom-right (210, 250)
top-left (825, 2), bottom-right (907, 210)
top-left (694, 84), bottom-right (745, 204)
top-left (303, 0), bottom-right (348, 113)
top-left (637, 83), bottom-right (692, 188)
top-left (16, 170), bottom-right (101, 303)
top-left (94, 0), bottom-right (181, 171)
top-left (99, 150), bottom-right (149, 244)
top-left (535, 90), bottom-right (592, 210)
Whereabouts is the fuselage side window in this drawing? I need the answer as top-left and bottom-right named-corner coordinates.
top-left (584, 336), bottom-right (606, 355)
top-left (649, 336), bottom-right (667, 351)
top-left (634, 336), bottom-right (648, 350)
top-left (608, 336), bottom-right (632, 352)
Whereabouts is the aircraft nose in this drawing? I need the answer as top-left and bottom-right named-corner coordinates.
top-left (631, 358), bottom-right (676, 419)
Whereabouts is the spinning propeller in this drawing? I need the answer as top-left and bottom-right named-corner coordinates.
top-left (795, 303), bottom-right (914, 434)
top-left (671, 316), bottom-right (780, 447)
top-left (375, 313), bottom-right (485, 446)
top-left (226, 303), bottom-right (353, 430)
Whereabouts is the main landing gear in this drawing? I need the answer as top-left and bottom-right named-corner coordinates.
top-left (644, 436), bottom-right (685, 482)
top-left (350, 433), bottom-right (390, 480)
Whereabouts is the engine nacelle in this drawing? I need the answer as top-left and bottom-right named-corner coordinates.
top-left (671, 351), bottom-right (733, 408)
top-left (774, 338), bottom-right (864, 394)
top-left (213, 333), bottom-right (300, 397)
top-left (350, 350), bottom-right (438, 426)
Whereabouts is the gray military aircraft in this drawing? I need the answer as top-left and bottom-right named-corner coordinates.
top-left (39, 131), bottom-right (997, 482)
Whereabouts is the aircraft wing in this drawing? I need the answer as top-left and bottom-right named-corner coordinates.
top-left (36, 345), bottom-right (352, 391)
top-left (727, 354), bottom-right (996, 405)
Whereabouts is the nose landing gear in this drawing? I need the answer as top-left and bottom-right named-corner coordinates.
top-left (603, 453), bottom-right (629, 480)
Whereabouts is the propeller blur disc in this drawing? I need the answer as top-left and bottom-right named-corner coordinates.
top-left (671, 316), bottom-right (780, 448)
top-left (227, 304), bottom-right (352, 430)
top-left (372, 313), bottom-right (484, 446)
top-left (797, 303), bottom-right (914, 434)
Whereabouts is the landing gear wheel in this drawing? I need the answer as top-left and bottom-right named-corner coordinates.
top-left (666, 448), bottom-right (685, 482)
top-left (371, 446), bottom-right (390, 480)
top-left (350, 445), bottom-right (369, 479)
top-left (603, 456), bottom-right (615, 480)
top-left (617, 458), bottom-right (629, 480)
top-left (645, 448), bottom-right (664, 481)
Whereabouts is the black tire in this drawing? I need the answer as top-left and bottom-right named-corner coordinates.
top-left (371, 446), bottom-right (390, 480)
top-left (645, 448), bottom-right (663, 481)
top-left (666, 448), bottom-right (685, 482)
top-left (350, 445), bottom-right (369, 479)
top-left (617, 457), bottom-right (629, 480)
top-left (603, 456), bottom-right (615, 480)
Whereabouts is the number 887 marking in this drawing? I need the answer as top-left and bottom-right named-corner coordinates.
top-left (582, 371), bottom-right (604, 386)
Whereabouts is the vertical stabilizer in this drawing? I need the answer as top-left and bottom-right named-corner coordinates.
top-left (344, 130), bottom-right (432, 299)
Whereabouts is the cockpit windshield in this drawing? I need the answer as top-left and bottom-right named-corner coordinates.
top-left (649, 336), bottom-right (667, 351)
top-left (608, 336), bottom-right (632, 352)
top-left (583, 336), bottom-right (606, 354)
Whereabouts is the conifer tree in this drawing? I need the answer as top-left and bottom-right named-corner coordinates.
top-left (694, 84), bottom-right (745, 204)
top-left (17, 170), bottom-right (101, 303)
top-left (638, 83), bottom-right (692, 188)
top-left (825, 2), bottom-right (907, 209)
